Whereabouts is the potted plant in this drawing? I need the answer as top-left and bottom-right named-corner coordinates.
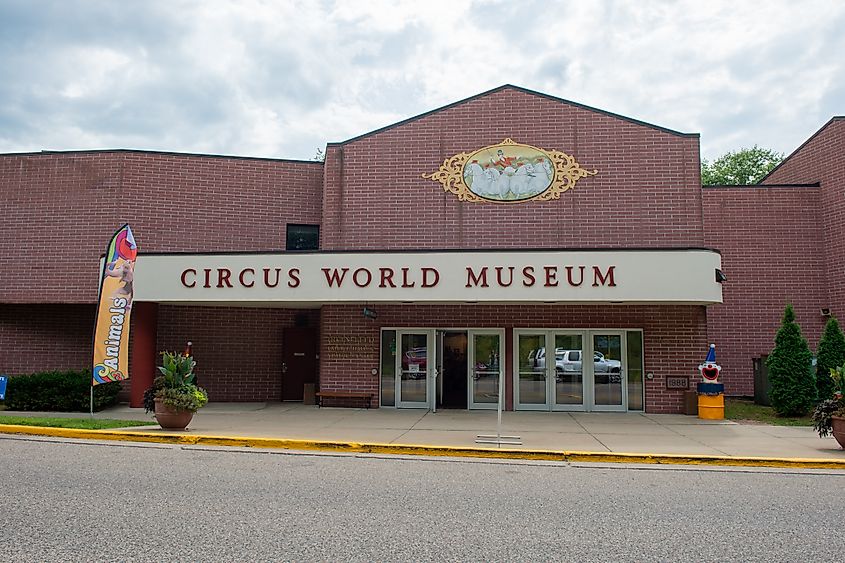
top-left (143, 351), bottom-right (208, 430)
top-left (811, 365), bottom-right (845, 448)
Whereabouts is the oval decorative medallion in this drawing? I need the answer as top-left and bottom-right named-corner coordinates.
top-left (422, 139), bottom-right (597, 203)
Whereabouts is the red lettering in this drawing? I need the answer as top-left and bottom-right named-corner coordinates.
top-left (466, 267), bottom-right (489, 288)
top-left (495, 266), bottom-right (514, 287)
top-left (181, 268), bottom-right (196, 288)
top-left (203, 268), bottom-right (212, 288)
top-left (544, 266), bottom-right (558, 287)
top-left (421, 267), bottom-right (439, 288)
top-left (239, 268), bottom-right (255, 288)
top-left (566, 266), bottom-right (585, 287)
top-left (522, 266), bottom-right (535, 287)
top-left (216, 268), bottom-right (232, 288)
top-left (288, 268), bottom-right (300, 288)
top-left (401, 267), bottom-right (415, 288)
top-left (379, 268), bottom-right (396, 288)
top-left (592, 266), bottom-right (617, 287)
top-left (263, 268), bottom-right (282, 288)
top-left (322, 268), bottom-right (349, 287)
top-left (353, 267), bottom-right (372, 287)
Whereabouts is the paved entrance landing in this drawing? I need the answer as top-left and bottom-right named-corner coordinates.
top-left (63, 403), bottom-right (845, 459)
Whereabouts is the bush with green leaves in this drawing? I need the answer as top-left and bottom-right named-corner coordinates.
top-left (767, 304), bottom-right (816, 416)
top-left (4, 369), bottom-right (120, 412)
top-left (815, 316), bottom-right (845, 401)
top-left (811, 365), bottom-right (845, 437)
top-left (144, 351), bottom-right (208, 414)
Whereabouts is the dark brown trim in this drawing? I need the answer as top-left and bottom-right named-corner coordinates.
top-left (758, 116), bottom-right (844, 183)
top-left (327, 84), bottom-right (698, 147)
top-left (702, 183), bottom-right (820, 189)
top-left (117, 246), bottom-right (723, 258)
top-left (0, 148), bottom-right (323, 165)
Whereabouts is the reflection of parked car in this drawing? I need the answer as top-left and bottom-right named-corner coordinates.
top-left (531, 347), bottom-right (622, 383)
top-left (593, 351), bottom-right (621, 373)
top-left (402, 347), bottom-right (427, 378)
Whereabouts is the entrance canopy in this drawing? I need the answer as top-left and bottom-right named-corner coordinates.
top-left (132, 249), bottom-right (722, 305)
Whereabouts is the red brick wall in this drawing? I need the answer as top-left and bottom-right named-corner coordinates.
top-left (763, 119), bottom-right (845, 317)
top-left (0, 304), bottom-right (95, 374)
top-left (0, 151), bottom-right (324, 304)
top-left (320, 304), bottom-right (706, 413)
top-left (702, 186), bottom-right (827, 396)
top-left (150, 305), bottom-right (320, 402)
top-left (321, 87), bottom-right (703, 251)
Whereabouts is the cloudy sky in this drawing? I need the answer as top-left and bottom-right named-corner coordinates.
top-left (1, 0), bottom-right (843, 162)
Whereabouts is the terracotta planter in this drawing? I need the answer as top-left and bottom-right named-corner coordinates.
top-left (154, 397), bottom-right (194, 431)
top-left (832, 416), bottom-right (845, 450)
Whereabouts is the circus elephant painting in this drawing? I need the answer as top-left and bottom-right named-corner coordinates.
top-left (462, 143), bottom-right (554, 201)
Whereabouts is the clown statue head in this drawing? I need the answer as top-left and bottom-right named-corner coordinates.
top-left (699, 344), bottom-right (721, 382)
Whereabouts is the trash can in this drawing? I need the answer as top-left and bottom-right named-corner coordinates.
top-left (683, 390), bottom-right (698, 415)
top-left (697, 382), bottom-right (725, 420)
top-left (753, 355), bottom-right (771, 406)
top-left (303, 383), bottom-right (316, 406)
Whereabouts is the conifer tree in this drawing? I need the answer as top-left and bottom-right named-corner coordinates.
top-left (815, 316), bottom-right (845, 401)
top-left (766, 304), bottom-right (816, 416)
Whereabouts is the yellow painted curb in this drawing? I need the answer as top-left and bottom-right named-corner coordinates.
top-left (2, 424), bottom-right (844, 469)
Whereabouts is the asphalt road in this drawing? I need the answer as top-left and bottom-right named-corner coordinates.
top-left (1, 436), bottom-right (843, 562)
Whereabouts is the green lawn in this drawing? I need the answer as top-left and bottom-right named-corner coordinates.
top-left (0, 415), bottom-right (156, 430)
top-left (725, 398), bottom-right (813, 426)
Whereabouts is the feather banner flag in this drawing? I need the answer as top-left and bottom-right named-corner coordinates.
top-left (92, 224), bottom-right (137, 385)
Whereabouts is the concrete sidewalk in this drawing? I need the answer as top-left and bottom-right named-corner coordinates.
top-left (5, 402), bottom-right (844, 460)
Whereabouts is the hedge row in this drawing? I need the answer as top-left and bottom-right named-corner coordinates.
top-left (2, 370), bottom-right (121, 412)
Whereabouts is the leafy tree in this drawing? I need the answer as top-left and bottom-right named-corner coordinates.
top-left (766, 304), bottom-right (816, 416)
top-left (815, 316), bottom-right (845, 401)
top-left (701, 146), bottom-right (784, 185)
top-left (313, 147), bottom-right (325, 162)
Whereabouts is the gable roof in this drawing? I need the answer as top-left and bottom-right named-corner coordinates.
top-left (759, 116), bottom-right (845, 183)
top-left (328, 84), bottom-right (699, 146)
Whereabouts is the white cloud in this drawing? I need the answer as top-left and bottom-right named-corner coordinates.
top-left (0, 0), bottom-right (842, 161)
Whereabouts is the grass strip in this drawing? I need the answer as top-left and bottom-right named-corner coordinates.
top-left (725, 399), bottom-right (813, 426)
top-left (0, 415), bottom-right (155, 430)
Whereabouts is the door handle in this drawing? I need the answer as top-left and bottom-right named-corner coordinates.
top-left (282, 362), bottom-right (288, 373)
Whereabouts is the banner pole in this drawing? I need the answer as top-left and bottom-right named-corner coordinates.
top-left (90, 386), bottom-right (94, 417)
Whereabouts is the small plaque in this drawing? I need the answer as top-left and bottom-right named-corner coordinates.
top-left (666, 376), bottom-right (689, 390)
top-left (408, 364), bottom-right (420, 373)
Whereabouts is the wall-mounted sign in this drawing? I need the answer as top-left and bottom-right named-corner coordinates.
top-left (666, 376), bottom-right (690, 390)
top-left (132, 249), bottom-right (723, 305)
top-left (422, 138), bottom-right (597, 203)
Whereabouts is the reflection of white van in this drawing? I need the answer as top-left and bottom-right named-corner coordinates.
top-left (529, 348), bottom-right (621, 382)
top-left (528, 348), bottom-right (582, 372)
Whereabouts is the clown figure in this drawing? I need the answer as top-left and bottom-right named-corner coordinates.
top-left (698, 344), bottom-right (721, 382)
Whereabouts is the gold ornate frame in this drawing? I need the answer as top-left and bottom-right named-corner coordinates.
top-left (422, 138), bottom-right (597, 203)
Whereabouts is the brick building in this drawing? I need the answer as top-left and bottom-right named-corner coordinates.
top-left (1, 85), bottom-right (841, 413)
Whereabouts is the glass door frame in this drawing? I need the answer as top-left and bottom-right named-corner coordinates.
top-left (395, 329), bottom-right (435, 409)
top-left (513, 329), bottom-right (588, 412)
top-left (589, 330), bottom-right (628, 412)
top-left (513, 328), bottom-right (633, 412)
top-left (467, 328), bottom-right (505, 410)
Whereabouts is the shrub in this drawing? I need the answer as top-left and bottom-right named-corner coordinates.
top-left (4, 369), bottom-right (121, 412)
top-left (144, 352), bottom-right (208, 414)
top-left (815, 316), bottom-right (845, 401)
top-left (767, 304), bottom-right (816, 416)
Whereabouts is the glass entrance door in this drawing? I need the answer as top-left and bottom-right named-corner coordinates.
top-left (592, 332), bottom-right (626, 411)
top-left (396, 331), bottom-right (432, 408)
top-left (514, 330), bottom-right (597, 411)
top-left (468, 330), bottom-right (502, 410)
top-left (552, 333), bottom-right (585, 410)
top-left (515, 332), bottom-right (548, 410)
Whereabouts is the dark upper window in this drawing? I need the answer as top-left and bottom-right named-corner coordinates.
top-left (286, 224), bottom-right (319, 251)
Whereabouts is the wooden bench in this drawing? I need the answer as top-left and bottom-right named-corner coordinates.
top-left (315, 391), bottom-right (373, 409)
